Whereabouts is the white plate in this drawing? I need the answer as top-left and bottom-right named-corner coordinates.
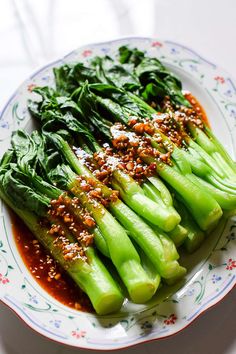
top-left (0, 37), bottom-right (236, 350)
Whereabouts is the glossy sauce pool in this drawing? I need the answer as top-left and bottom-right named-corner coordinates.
top-left (11, 211), bottom-right (93, 313)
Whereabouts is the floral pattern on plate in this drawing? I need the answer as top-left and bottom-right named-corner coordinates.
top-left (0, 37), bottom-right (236, 350)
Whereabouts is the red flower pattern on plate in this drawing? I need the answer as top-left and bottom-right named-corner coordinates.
top-left (0, 273), bottom-right (9, 284)
top-left (27, 84), bottom-right (36, 92)
top-left (71, 329), bottom-right (86, 339)
top-left (82, 50), bottom-right (92, 57)
top-left (151, 41), bottom-right (163, 47)
top-left (164, 313), bottom-right (177, 325)
top-left (226, 258), bottom-right (236, 270)
top-left (214, 76), bottom-right (225, 84)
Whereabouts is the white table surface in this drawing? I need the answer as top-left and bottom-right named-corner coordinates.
top-left (0, 0), bottom-right (235, 353)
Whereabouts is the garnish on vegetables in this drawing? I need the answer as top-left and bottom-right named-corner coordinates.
top-left (1, 46), bottom-right (236, 315)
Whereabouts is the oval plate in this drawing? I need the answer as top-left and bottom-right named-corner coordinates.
top-left (0, 37), bottom-right (236, 351)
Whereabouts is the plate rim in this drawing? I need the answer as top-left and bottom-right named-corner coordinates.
top-left (0, 36), bottom-right (236, 351)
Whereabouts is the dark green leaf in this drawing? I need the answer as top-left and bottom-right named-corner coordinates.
top-left (119, 46), bottom-right (145, 66)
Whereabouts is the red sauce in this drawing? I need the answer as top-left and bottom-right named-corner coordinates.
top-left (10, 211), bottom-right (93, 313)
top-left (184, 92), bottom-right (210, 127)
top-left (9, 92), bottom-right (208, 314)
